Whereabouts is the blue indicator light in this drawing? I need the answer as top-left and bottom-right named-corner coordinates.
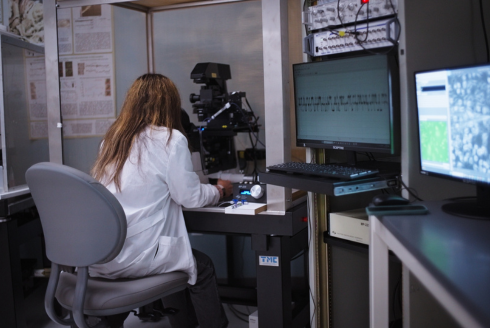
top-left (241, 191), bottom-right (251, 195)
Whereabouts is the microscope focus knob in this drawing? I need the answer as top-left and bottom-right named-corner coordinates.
top-left (250, 184), bottom-right (265, 199)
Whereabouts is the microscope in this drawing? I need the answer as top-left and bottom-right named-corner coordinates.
top-left (187, 63), bottom-right (266, 203)
top-left (189, 62), bottom-right (254, 130)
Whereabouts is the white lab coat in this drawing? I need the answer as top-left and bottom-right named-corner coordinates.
top-left (89, 126), bottom-right (219, 285)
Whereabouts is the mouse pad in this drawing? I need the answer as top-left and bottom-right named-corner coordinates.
top-left (366, 204), bottom-right (428, 216)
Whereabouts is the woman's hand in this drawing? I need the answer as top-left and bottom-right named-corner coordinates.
top-left (217, 179), bottom-right (233, 199)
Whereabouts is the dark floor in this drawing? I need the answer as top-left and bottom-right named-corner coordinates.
top-left (26, 280), bottom-right (255, 328)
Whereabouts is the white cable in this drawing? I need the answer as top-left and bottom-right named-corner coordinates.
top-left (209, 102), bottom-right (231, 121)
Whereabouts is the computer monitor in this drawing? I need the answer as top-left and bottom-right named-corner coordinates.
top-left (293, 53), bottom-right (400, 165)
top-left (415, 62), bottom-right (490, 219)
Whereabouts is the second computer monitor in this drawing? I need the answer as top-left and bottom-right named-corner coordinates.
top-left (293, 53), bottom-right (400, 156)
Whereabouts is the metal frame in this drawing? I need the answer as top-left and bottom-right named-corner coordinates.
top-left (261, 0), bottom-right (291, 214)
top-left (44, 0), bottom-right (63, 164)
top-left (0, 35), bottom-right (7, 193)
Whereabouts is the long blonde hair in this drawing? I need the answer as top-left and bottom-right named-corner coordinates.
top-left (91, 74), bottom-right (184, 191)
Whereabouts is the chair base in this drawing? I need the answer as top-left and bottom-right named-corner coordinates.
top-left (67, 301), bottom-right (178, 328)
top-left (135, 299), bottom-right (179, 322)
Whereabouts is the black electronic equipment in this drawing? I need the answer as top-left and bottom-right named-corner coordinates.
top-left (187, 63), bottom-right (262, 176)
top-left (414, 62), bottom-right (490, 220)
top-left (233, 182), bottom-right (267, 203)
top-left (182, 109), bottom-right (237, 175)
top-left (187, 128), bottom-right (237, 175)
top-left (189, 62), bottom-right (255, 131)
top-left (292, 53), bottom-right (401, 166)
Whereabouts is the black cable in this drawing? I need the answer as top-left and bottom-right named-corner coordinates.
top-left (244, 98), bottom-right (265, 148)
top-left (232, 101), bottom-right (263, 148)
top-left (198, 128), bottom-right (208, 173)
top-left (228, 304), bottom-right (251, 317)
top-left (291, 250), bottom-right (306, 261)
top-left (398, 176), bottom-right (423, 201)
top-left (354, 17), bottom-right (401, 56)
top-left (304, 0), bottom-right (310, 36)
top-left (305, 167), bottom-right (316, 328)
top-left (337, 0), bottom-right (346, 29)
top-left (392, 273), bottom-right (401, 319)
top-left (247, 131), bottom-right (258, 181)
top-left (480, 0), bottom-right (490, 62)
top-left (354, 2), bottom-right (369, 43)
top-left (230, 100), bottom-right (267, 180)
top-left (352, 0), bottom-right (401, 56)
top-left (226, 304), bottom-right (249, 323)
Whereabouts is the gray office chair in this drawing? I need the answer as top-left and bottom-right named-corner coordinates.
top-left (25, 162), bottom-right (188, 328)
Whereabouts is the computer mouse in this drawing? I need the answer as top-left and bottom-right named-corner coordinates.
top-left (371, 194), bottom-right (409, 206)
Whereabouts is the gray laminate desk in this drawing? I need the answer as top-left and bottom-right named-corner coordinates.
top-left (183, 199), bottom-right (309, 328)
top-left (370, 201), bottom-right (490, 328)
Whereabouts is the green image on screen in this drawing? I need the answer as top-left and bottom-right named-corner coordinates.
top-left (420, 121), bottom-right (449, 163)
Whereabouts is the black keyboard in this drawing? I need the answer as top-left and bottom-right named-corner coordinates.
top-left (267, 162), bottom-right (379, 180)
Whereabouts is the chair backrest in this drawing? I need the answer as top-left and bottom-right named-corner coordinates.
top-left (26, 162), bottom-right (127, 267)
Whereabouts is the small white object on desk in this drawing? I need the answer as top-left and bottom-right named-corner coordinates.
top-left (225, 203), bottom-right (267, 215)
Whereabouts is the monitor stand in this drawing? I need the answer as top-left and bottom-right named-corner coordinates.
top-left (442, 184), bottom-right (490, 220)
top-left (344, 151), bottom-right (401, 177)
top-left (345, 151), bottom-right (357, 166)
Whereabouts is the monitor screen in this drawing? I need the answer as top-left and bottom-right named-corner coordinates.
top-left (293, 53), bottom-right (400, 155)
top-left (415, 64), bottom-right (490, 184)
top-left (415, 62), bottom-right (490, 219)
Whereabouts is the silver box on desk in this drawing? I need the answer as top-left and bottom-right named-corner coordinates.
top-left (329, 208), bottom-right (369, 245)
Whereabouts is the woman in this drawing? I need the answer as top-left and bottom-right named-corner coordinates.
top-left (90, 73), bottom-right (232, 328)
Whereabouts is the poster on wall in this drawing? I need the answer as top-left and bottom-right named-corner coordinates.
top-left (30, 121), bottom-right (48, 139)
top-left (62, 118), bottom-right (115, 138)
top-left (25, 49), bottom-right (48, 139)
top-left (8, 0), bottom-right (44, 44)
top-left (59, 53), bottom-right (116, 137)
top-left (19, 3), bottom-right (116, 139)
top-left (72, 4), bottom-right (113, 54)
top-left (57, 8), bottom-right (73, 55)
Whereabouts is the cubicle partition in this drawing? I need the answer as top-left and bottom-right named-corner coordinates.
top-left (0, 34), bottom-right (49, 199)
